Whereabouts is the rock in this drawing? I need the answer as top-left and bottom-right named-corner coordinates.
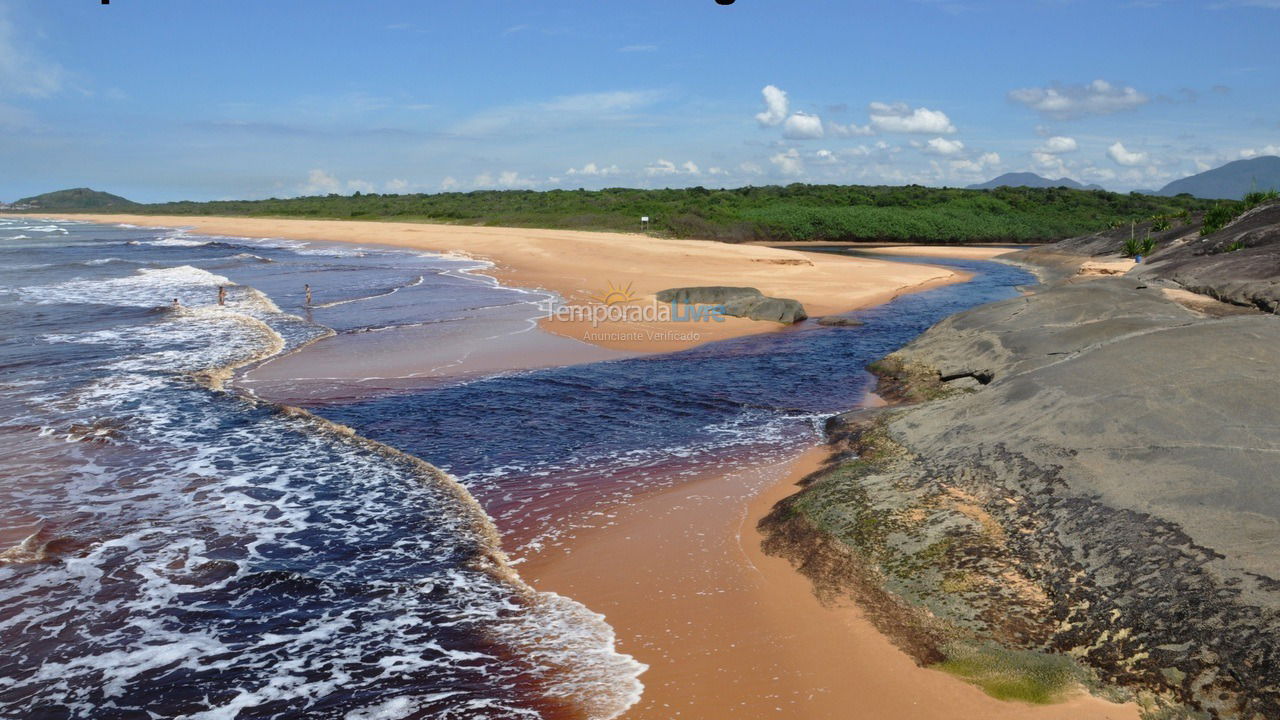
top-left (656, 286), bottom-right (808, 324)
top-left (816, 316), bottom-right (865, 327)
top-left (767, 274), bottom-right (1280, 718)
top-left (656, 286), bottom-right (762, 305)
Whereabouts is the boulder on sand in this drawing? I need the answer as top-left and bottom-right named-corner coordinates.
top-left (656, 286), bottom-right (808, 324)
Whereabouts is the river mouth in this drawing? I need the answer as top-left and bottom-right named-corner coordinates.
top-left (0, 218), bottom-right (1035, 719)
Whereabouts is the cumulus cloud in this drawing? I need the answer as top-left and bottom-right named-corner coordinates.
top-left (755, 85), bottom-right (789, 127)
top-left (384, 179), bottom-right (410, 192)
top-left (828, 121), bottom-right (875, 137)
top-left (1031, 151), bottom-right (1068, 176)
top-left (783, 111), bottom-right (825, 139)
top-left (1009, 79), bottom-right (1148, 119)
top-left (473, 170), bottom-right (537, 188)
top-left (1037, 136), bottom-right (1079, 154)
top-left (1239, 144), bottom-right (1280, 159)
top-left (868, 102), bottom-right (957, 134)
top-left (566, 162), bottom-right (621, 176)
top-left (644, 158), bottom-right (700, 176)
top-left (441, 177), bottom-right (459, 191)
top-left (1107, 141), bottom-right (1149, 167)
top-left (922, 137), bottom-right (965, 156)
top-left (951, 152), bottom-right (1001, 174)
top-left (0, 10), bottom-right (64, 97)
top-left (300, 169), bottom-right (377, 196)
top-left (770, 148), bottom-right (804, 176)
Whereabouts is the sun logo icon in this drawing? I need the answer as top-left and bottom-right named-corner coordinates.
top-left (593, 280), bottom-right (640, 306)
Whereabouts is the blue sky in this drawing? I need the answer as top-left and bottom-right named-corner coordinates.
top-left (2, 0), bottom-right (1278, 202)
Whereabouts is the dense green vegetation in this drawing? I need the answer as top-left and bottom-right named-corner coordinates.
top-left (102, 184), bottom-right (1218, 244)
top-left (1200, 188), bottom-right (1279, 235)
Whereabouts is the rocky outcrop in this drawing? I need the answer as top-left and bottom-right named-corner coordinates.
top-left (655, 286), bottom-right (808, 324)
top-left (1022, 200), bottom-right (1280, 314)
top-left (762, 271), bottom-right (1280, 718)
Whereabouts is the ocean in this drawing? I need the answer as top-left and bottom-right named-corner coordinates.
top-left (0, 217), bottom-right (1034, 719)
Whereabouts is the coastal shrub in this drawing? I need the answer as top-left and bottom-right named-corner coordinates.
top-left (1150, 215), bottom-right (1172, 232)
top-left (1173, 208), bottom-right (1192, 223)
top-left (936, 644), bottom-right (1087, 704)
top-left (1243, 188), bottom-right (1278, 207)
top-left (1201, 203), bottom-right (1242, 235)
top-left (1225, 239), bottom-right (1247, 252)
top-left (1122, 232), bottom-right (1157, 258)
top-left (1202, 190), bottom-right (1277, 236)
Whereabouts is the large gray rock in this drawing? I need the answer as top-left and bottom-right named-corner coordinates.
top-left (656, 286), bottom-right (808, 324)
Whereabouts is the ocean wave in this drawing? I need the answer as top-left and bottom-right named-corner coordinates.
top-left (19, 265), bottom-right (237, 308)
top-left (310, 274), bottom-right (425, 308)
top-left (4, 245), bottom-right (645, 718)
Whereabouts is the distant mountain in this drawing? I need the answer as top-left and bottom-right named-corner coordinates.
top-left (11, 187), bottom-right (137, 210)
top-left (1157, 156), bottom-right (1280, 200)
top-left (967, 172), bottom-right (1105, 191)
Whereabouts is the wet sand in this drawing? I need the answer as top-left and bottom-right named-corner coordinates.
top-left (522, 417), bottom-right (1142, 720)
top-left (27, 215), bottom-right (963, 353)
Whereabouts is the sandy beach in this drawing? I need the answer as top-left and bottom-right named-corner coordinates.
top-left (522, 414), bottom-right (1141, 720)
top-left (28, 215), bottom-right (963, 353)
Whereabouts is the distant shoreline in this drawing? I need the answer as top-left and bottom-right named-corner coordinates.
top-left (16, 213), bottom-right (987, 354)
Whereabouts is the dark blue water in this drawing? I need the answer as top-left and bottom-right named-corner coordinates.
top-left (0, 217), bottom-right (1033, 720)
top-left (313, 253), bottom-right (1035, 553)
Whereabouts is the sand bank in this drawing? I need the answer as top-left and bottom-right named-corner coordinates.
top-left (30, 215), bottom-right (962, 353)
top-left (522, 428), bottom-right (1140, 720)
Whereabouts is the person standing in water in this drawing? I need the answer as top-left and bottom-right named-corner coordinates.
top-left (305, 284), bottom-right (312, 306)
top-left (217, 286), bottom-right (227, 306)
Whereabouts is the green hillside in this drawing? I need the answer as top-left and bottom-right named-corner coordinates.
top-left (13, 187), bottom-right (138, 210)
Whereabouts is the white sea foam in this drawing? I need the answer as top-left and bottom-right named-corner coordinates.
top-left (2, 229), bottom-right (647, 719)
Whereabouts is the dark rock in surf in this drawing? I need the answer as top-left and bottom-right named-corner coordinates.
top-left (816, 316), bottom-right (864, 327)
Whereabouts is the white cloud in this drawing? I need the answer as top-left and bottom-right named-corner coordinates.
top-left (770, 148), bottom-right (804, 176)
top-left (566, 162), bottom-right (621, 176)
top-left (384, 179), bottom-right (410, 192)
top-left (472, 170), bottom-right (536, 189)
top-left (783, 111), bottom-right (825, 139)
top-left (755, 85), bottom-right (789, 127)
top-left (1107, 141), bottom-right (1149, 167)
top-left (738, 161), bottom-right (764, 176)
top-left (1239, 144), bottom-right (1280, 158)
top-left (1031, 151), bottom-right (1068, 176)
top-left (951, 151), bottom-right (1001, 174)
top-left (0, 10), bottom-right (64, 98)
top-left (643, 159), bottom-right (701, 177)
top-left (440, 176), bottom-right (459, 191)
top-left (813, 149), bottom-right (838, 165)
top-left (1037, 136), bottom-right (1078, 154)
top-left (922, 137), bottom-right (965, 156)
top-left (1010, 79), bottom-right (1149, 119)
top-left (828, 121), bottom-right (875, 137)
top-left (868, 102), bottom-right (957, 134)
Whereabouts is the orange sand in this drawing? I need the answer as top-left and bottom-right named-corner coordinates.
top-left (524, 442), bottom-right (1141, 720)
top-left (28, 215), bottom-right (962, 353)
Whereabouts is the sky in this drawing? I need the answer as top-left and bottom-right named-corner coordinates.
top-left (1, 0), bottom-right (1278, 203)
